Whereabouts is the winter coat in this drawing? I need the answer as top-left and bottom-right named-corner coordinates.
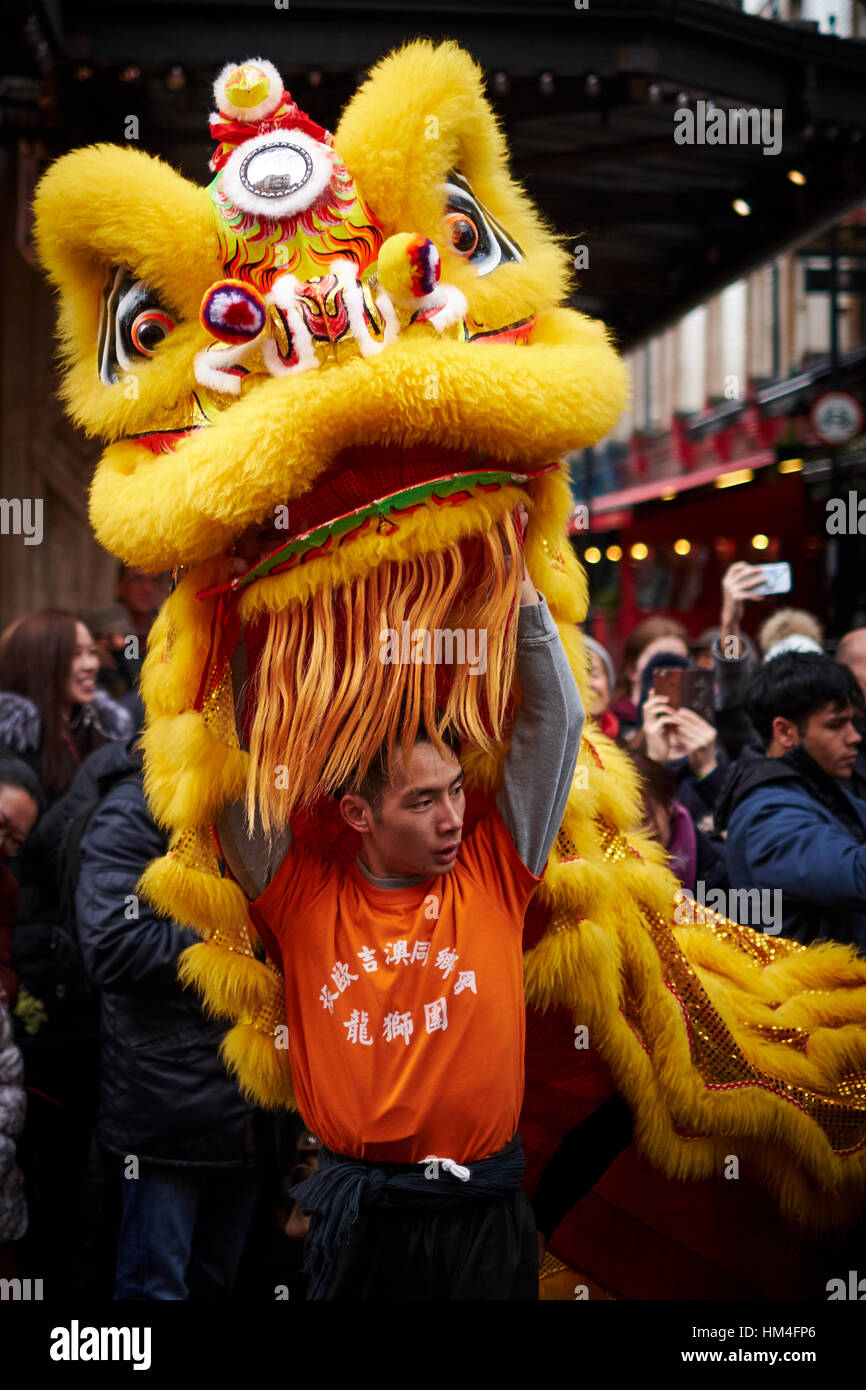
top-left (718, 745), bottom-right (866, 949)
top-left (0, 688), bottom-right (133, 788)
top-left (0, 996), bottom-right (26, 1241)
top-left (0, 861), bottom-right (18, 1008)
top-left (74, 745), bottom-right (258, 1166)
top-left (0, 690), bottom-right (133, 1088)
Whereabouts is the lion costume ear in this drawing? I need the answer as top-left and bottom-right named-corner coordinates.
top-left (335, 39), bottom-right (571, 322)
top-left (33, 144), bottom-right (219, 434)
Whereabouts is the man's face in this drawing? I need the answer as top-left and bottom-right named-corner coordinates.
top-left (115, 568), bottom-right (168, 624)
top-left (0, 784), bottom-right (39, 859)
top-left (348, 740), bottom-right (465, 878)
top-left (839, 632), bottom-right (866, 702)
top-left (800, 702), bottom-right (862, 780)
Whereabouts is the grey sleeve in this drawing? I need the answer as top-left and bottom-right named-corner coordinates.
top-left (495, 596), bottom-right (584, 875)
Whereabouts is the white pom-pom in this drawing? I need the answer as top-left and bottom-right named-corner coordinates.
top-left (213, 58), bottom-right (283, 123)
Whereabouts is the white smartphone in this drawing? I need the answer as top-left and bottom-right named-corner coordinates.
top-left (751, 562), bottom-right (792, 597)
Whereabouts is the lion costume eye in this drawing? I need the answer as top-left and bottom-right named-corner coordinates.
top-left (98, 267), bottom-right (176, 383)
top-left (130, 309), bottom-right (175, 356)
top-left (442, 171), bottom-right (522, 276)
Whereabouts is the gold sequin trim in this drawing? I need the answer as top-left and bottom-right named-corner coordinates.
top-left (555, 827), bottom-right (582, 863)
top-left (250, 967), bottom-right (286, 1036)
top-left (170, 826), bottom-right (221, 877)
top-left (209, 923), bottom-right (256, 958)
top-left (596, 817), bottom-right (642, 864)
top-left (642, 906), bottom-right (866, 1152)
top-left (200, 659), bottom-right (239, 749)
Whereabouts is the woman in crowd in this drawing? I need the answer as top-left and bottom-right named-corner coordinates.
top-left (610, 616), bottom-right (690, 743)
top-left (0, 609), bottom-right (132, 798)
top-left (583, 635), bottom-right (620, 740)
top-left (0, 609), bottom-right (132, 1290)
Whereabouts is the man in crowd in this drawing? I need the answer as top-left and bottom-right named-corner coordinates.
top-left (716, 653), bottom-right (866, 949)
top-left (216, 517), bottom-right (584, 1299)
top-left (74, 738), bottom-right (266, 1299)
top-left (838, 628), bottom-right (866, 702)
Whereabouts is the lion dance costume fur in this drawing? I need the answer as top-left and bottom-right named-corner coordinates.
top-left (34, 43), bottom-right (866, 1247)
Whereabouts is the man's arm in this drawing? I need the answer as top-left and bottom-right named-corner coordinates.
top-left (495, 567), bottom-right (585, 876)
top-left (76, 786), bottom-right (199, 992)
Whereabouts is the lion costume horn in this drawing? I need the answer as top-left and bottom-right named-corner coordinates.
top-left (34, 42), bottom-right (866, 1228)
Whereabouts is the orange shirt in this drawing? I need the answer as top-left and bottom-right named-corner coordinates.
top-left (253, 811), bottom-right (540, 1164)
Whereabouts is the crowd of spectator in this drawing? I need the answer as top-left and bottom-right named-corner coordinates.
top-left (586, 563), bottom-right (866, 951)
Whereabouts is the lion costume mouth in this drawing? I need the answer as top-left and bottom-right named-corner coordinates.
top-left (197, 446), bottom-right (558, 596)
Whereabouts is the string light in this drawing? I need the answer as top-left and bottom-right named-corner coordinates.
top-left (585, 547), bottom-right (602, 565)
top-left (787, 169), bottom-right (806, 186)
top-left (732, 198), bottom-right (751, 217)
top-left (630, 542), bottom-right (649, 561)
top-left (778, 457), bottom-right (803, 474)
top-left (715, 468), bottom-right (754, 489)
top-left (673, 539), bottom-right (691, 556)
top-left (751, 533), bottom-right (769, 550)
top-left (606, 545), bottom-right (622, 562)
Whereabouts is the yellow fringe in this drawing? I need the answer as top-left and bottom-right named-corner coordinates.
top-left (245, 514), bottom-right (521, 831)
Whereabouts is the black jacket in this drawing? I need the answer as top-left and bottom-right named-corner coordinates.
top-left (74, 744), bottom-right (258, 1166)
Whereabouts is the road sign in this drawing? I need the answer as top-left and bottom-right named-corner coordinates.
top-left (810, 391), bottom-right (864, 446)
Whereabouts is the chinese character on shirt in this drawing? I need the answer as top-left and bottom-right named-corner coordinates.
top-left (410, 941), bottom-right (430, 964)
top-left (356, 946), bottom-right (378, 973)
top-left (331, 961), bottom-right (359, 993)
top-left (382, 1010), bottom-right (414, 1046)
top-left (385, 939), bottom-right (410, 966)
top-left (344, 1010), bottom-right (373, 1045)
top-left (435, 948), bottom-right (459, 978)
top-left (424, 998), bottom-right (448, 1034)
top-left (453, 970), bottom-right (477, 995)
top-left (319, 985), bottom-right (339, 1014)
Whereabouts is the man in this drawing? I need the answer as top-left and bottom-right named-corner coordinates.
top-left (717, 653), bottom-right (866, 948)
top-left (73, 739), bottom-right (266, 1299)
top-left (836, 626), bottom-right (866, 800)
top-left (89, 566), bottom-right (168, 715)
top-left (216, 525), bottom-right (584, 1299)
top-left (837, 627), bottom-right (866, 702)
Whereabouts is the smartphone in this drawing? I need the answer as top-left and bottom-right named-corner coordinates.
top-left (750, 562), bottom-right (792, 597)
top-left (652, 667), bottom-right (716, 726)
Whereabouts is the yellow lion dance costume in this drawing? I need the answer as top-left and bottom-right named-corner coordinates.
top-left (33, 41), bottom-right (866, 1236)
